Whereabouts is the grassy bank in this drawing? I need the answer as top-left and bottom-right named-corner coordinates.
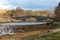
top-left (0, 21), bottom-right (59, 40)
top-left (21, 31), bottom-right (60, 40)
top-left (1, 31), bottom-right (60, 40)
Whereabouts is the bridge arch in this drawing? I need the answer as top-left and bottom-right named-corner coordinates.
top-left (12, 16), bottom-right (49, 22)
top-left (25, 17), bottom-right (37, 22)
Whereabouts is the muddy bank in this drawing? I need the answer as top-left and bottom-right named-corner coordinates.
top-left (13, 24), bottom-right (56, 33)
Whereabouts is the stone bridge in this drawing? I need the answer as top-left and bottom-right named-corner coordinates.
top-left (12, 16), bottom-right (49, 22)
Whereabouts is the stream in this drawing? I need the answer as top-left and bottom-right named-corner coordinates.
top-left (0, 22), bottom-right (47, 36)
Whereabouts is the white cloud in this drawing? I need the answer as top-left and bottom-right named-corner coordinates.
top-left (0, 0), bottom-right (17, 10)
top-left (58, 0), bottom-right (60, 2)
top-left (0, 0), bottom-right (8, 5)
top-left (0, 0), bottom-right (60, 10)
top-left (0, 5), bottom-right (17, 10)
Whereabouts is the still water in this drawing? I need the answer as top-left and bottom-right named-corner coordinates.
top-left (0, 22), bottom-right (47, 36)
top-left (0, 22), bottom-right (47, 26)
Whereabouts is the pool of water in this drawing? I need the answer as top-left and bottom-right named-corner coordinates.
top-left (0, 22), bottom-right (47, 36)
top-left (0, 22), bottom-right (47, 26)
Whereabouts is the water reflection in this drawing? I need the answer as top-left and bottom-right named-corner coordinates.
top-left (0, 22), bottom-right (47, 26)
top-left (0, 26), bottom-right (15, 36)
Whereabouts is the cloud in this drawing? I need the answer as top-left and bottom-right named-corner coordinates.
top-left (0, 0), bottom-right (60, 10)
top-left (0, 0), bottom-right (17, 10)
top-left (10, 0), bottom-right (60, 10)
top-left (0, 5), bottom-right (17, 10)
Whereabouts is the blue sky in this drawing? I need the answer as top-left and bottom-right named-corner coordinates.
top-left (0, 0), bottom-right (60, 10)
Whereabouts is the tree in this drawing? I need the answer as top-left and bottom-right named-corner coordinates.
top-left (14, 7), bottom-right (26, 17)
top-left (4, 10), bottom-right (15, 17)
top-left (55, 2), bottom-right (60, 21)
top-left (26, 10), bottom-right (36, 16)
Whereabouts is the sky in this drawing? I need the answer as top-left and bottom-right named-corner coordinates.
top-left (0, 0), bottom-right (60, 10)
